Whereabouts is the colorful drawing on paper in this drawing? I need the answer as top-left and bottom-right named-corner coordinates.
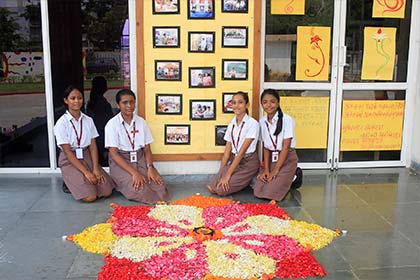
top-left (296, 26), bottom-right (330, 81)
top-left (271, 0), bottom-right (305, 15)
top-left (1, 52), bottom-right (44, 78)
top-left (361, 27), bottom-right (396, 81)
top-left (372, 0), bottom-right (405, 18)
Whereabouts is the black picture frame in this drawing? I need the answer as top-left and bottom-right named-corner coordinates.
top-left (165, 124), bottom-right (190, 145)
top-left (155, 60), bottom-right (182, 81)
top-left (156, 94), bottom-right (182, 115)
top-left (222, 26), bottom-right (248, 48)
top-left (215, 125), bottom-right (228, 146)
top-left (222, 0), bottom-right (248, 13)
top-left (153, 26), bottom-right (180, 48)
top-left (188, 31), bottom-right (215, 53)
top-left (188, 0), bottom-right (215, 19)
top-left (189, 67), bottom-right (215, 88)
top-left (152, 0), bottom-right (180, 14)
top-left (190, 99), bottom-right (216, 120)
top-left (222, 92), bottom-right (235, 113)
top-left (222, 59), bottom-right (248, 80)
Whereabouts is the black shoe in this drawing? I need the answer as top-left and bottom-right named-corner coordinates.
top-left (62, 182), bottom-right (71, 193)
top-left (290, 167), bottom-right (303, 189)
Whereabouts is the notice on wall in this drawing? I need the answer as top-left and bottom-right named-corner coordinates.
top-left (281, 96), bottom-right (329, 149)
top-left (296, 26), bottom-right (331, 81)
top-left (361, 27), bottom-right (396, 81)
top-left (271, 0), bottom-right (305, 15)
top-left (340, 100), bottom-right (404, 151)
top-left (372, 0), bottom-right (405, 18)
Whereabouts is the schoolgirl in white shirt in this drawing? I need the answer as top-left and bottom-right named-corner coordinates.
top-left (54, 85), bottom-right (114, 202)
top-left (105, 89), bottom-right (170, 204)
top-left (254, 89), bottom-right (299, 201)
top-left (207, 91), bottom-right (260, 196)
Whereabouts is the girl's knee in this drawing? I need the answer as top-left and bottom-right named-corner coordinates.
top-left (102, 189), bottom-right (113, 198)
top-left (82, 195), bottom-right (97, 202)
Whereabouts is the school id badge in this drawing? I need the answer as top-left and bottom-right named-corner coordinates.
top-left (130, 151), bottom-right (138, 163)
top-left (76, 148), bottom-right (84, 159)
top-left (271, 151), bottom-right (279, 162)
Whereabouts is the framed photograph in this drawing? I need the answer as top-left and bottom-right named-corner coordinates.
top-left (156, 94), bottom-right (182, 114)
top-left (215, 125), bottom-right (228, 146)
top-left (189, 67), bottom-right (215, 88)
top-left (222, 26), bottom-right (248, 48)
top-left (153, 27), bottom-right (180, 48)
top-left (188, 0), bottom-right (214, 19)
top-left (222, 92), bottom-right (235, 113)
top-left (165, 124), bottom-right (190, 145)
top-left (152, 0), bottom-right (179, 14)
top-left (155, 60), bottom-right (182, 81)
top-left (190, 99), bottom-right (216, 120)
top-left (188, 32), bottom-right (215, 53)
top-left (222, 0), bottom-right (248, 13)
top-left (222, 59), bottom-right (248, 80)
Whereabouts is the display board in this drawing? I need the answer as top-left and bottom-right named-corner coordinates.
top-left (139, 1), bottom-right (256, 159)
top-left (340, 100), bottom-right (405, 151)
top-left (281, 96), bottom-right (329, 149)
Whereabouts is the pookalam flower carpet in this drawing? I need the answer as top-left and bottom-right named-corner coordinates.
top-left (67, 194), bottom-right (339, 280)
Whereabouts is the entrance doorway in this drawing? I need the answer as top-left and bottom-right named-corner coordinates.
top-left (263, 0), bottom-right (413, 169)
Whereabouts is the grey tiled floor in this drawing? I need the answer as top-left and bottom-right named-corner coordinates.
top-left (1, 168), bottom-right (420, 280)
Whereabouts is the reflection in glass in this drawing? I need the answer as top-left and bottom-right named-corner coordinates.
top-left (0, 1), bottom-right (49, 167)
top-left (49, 0), bottom-right (129, 167)
top-left (344, 0), bottom-right (411, 82)
top-left (264, 0), bottom-right (334, 82)
top-left (340, 90), bottom-right (405, 161)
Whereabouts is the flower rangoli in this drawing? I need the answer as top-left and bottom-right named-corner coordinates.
top-left (68, 194), bottom-right (339, 279)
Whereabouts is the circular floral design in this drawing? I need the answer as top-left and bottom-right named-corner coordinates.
top-left (68, 194), bottom-right (339, 280)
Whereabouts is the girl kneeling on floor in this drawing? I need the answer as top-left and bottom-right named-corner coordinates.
top-left (54, 85), bottom-right (114, 202)
top-left (253, 89), bottom-right (299, 201)
top-left (207, 91), bottom-right (260, 196)
top-left (105, 89), bottom-right (170, 204)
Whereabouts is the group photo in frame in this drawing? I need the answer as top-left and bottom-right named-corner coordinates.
top-left (165, 124), bottom-right (190, 145)
top-left (188, 0), bottom-right (214, 19)
top-left (222, 26), bottom-right (248, 47)
top-left (152, 0), bottom-right (179, 14)
top-left (189, 67), bottom-right (215, 88)
top-left (215, 125), bottom-right (228, 146)
top-left (155, 60), bottom-right (182, 81)
top-left (222, 0), bottom-right (248, 13)
top-left (222, 92), bottom-right (235, 113)
top-left (190, 99), bottom-right (216, 120)
top-left (156, 94), bottom-right (182, 114)
top-left (188, 32), bottom-right (215, 53)
top-left (153, 27), bottom-right (180, 48)
top-left (222, 59), bottom-right (248, 80)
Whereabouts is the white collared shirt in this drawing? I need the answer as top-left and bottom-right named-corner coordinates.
top-left (260, 112), bottom-right (296, 151)
top-left (105, 112), bottom-right (153, 151)
top-left (54, 111), bottom-right (99, 149)
top-left (224, 114), bottom-right (259, 154)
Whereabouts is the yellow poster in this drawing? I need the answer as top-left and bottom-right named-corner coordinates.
top-left (372, 0), bottom-right (405, 18)
top-left (340, 100), bottom-right (404, 151)
top-left (281, 96), bottom-right (329, 149)
top-left (271, 0), bottom-right (305, 15)
top-left (361, 27), bottom-right (396, 80)
top-left (296, 26), bottom-right (331, 81)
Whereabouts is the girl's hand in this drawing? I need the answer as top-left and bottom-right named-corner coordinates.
top-left (147, 167), bottom-right (163, 185)
top-left (84, 171), bottom-right (98, 185)
top-left (132, 172), bottom-right (147, 191)
top-left (93, 168), bottom-right (104, 184)
top-left (257, 169), bottom-right (270, 183)
top-left (216, 174), bottom-right (231, 192)
top-left (267, 168), bottom-right (280, 182)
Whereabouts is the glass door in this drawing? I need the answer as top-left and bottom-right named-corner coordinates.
top-left (263, 0), bottom-right (414, 169)
top-left (334, 0), bottom-right (412, 169)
